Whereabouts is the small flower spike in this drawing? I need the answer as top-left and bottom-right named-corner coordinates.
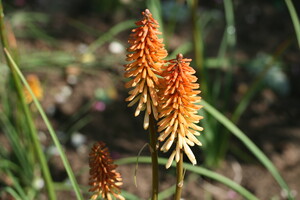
top-left (124, 9), bottom-right (167, 130)
top-left (158, 54), bottom-right (204, 169)
top-left (89, 142), bottom-right (124, 200)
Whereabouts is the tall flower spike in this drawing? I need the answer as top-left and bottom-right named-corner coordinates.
top-left (124, 9), bottom-right (167, 130)
top-left (89, 142), bottom-right (124, 200)
top-left (158, 54), bottom-right (204, 169)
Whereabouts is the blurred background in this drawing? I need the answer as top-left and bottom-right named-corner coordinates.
top-left (0, 0), bottom-right (299, 199)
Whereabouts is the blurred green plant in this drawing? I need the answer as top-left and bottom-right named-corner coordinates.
top-left (0, 1), bottom-right (57, 199)
top-left (245, 53), bottom-right (290, 96)
top-left (4, 48), bottom-right (84, 200)
top-left (285, 0), bottom-right (300, 48)
top-left (116, 156), bottom-right (259, 200)
top-left (9, 11), bottom-right (57, 45)
top-left (201, 100), bottom-right (293, 199)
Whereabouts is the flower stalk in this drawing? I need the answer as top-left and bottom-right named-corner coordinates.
top-left (148, 114), bottom-right (159, 200)
top-left (4, 48), bottom-right (83, 200)
top-left (175, 150), bottom-right (183, 200)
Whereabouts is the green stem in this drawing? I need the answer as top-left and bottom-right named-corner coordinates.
top-left (86, 20), bottom-right (135, 54)
top-left (174, 150), bottom-right (183, 200)
top-left (214, 0), bottom-right (237, 166)
top-left (0, 2), bottom-right (56, 199)
top-left (0, 3), bottom-right (8, 48)
top-left (148, 114), bottom-right (159, 200)
top-left (190, 0), bottom-right (207, 95)
top-left (201, 100), bottom-right (293, 199)
top-left (285, 0), bottom-right (300, 48)
top-left (4, 48), bottom-right (84, 200)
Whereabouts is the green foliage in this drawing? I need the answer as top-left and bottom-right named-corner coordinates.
top-left (116, 156), bottom-right (259, 200)
top-left (285, 0), bottom-right (300, 48)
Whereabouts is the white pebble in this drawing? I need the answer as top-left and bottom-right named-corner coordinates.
top-left (71, 132), bottom-right (86, 148)
top-left (109, 41), bottom-right (125, 54)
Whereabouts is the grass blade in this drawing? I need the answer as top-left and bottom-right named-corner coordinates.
top-left (232, 40), bottom-right (290, 123)
top-left (87, 20), bottom-right (135, 53)
top-left (167, 42), bottom-right (192, 60)
top-left (4, 48), bottom-right (84, 200)
top-left (224, 0), bottom-right (236, 47)
top-left (0, 113), bottom-right (33, 179)
top-left (1, 187), bottom-right (23, 200)
top-left (158, 184), bottom-right (176, 200)
top-left (116, 156), bottom-right (258, 200)
top-left (201, 100), bottom-right (293, 199)
top-left (285, 0), bottom-right (300, 48)
top-left (0, 2), bottom-right (56, 199)
top-left (146, 0), bottom-right (164, 35)
top-left (121, 190), bottom-right (140, 200)
top-left (5, 171), bottom-right (30, 200)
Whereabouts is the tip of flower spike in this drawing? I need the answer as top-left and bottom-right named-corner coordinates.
top-left (145, 9), bottom-right (151, 16)
top-left (177, 53), bottom-right (183, 60)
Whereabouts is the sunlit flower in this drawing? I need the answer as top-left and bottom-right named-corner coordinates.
top-left (124, 9), bottom-right (167, 130)
top-left (89, 142), bottom-right (124, 200)
top-left (24, 74), bottom-right (43, 104)
top-left (158, 54), bottom-right (204, 168)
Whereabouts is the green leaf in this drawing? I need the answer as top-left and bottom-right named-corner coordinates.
top-left (116, 156), bottom-right (258, 200)
top-left (285, 0), bottom-right (300, 48)
top-left (4, 48), bottom-right (83, 200)
top-left (201, 100), bottom-right (293, 199)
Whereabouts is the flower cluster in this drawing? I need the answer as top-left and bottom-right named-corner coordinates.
top-left (158, 54), bottom-right (203, 168)
top-left (124, 9), bottom-right (167, 130)
top-left (89, 142), bottom-right (124, 200)
top-left (124, 10), bottom-right (203, 168)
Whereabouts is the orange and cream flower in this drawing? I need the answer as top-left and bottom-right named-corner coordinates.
top-left (158, 54), bottom-right (204, 168)
top-left (124, 9), bottom-right (167, 130)
top-left (89, 142), bottom-right (124, 200)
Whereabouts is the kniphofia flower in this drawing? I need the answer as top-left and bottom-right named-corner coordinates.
top-left (124, 9), bottom-right (167, 130)
top-left (158, 54), bottom-right (204, 168)
top-left (89, 142), bottom-right (124, 200)
top-left (24, 74), bottom-right (43, 104)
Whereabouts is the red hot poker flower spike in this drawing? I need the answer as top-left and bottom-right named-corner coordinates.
top-left (89, 142), bottom-right (124, 200)
top-left (124, 9), bottom-right (167, 130)
top-left (158, 54), bottom-right (204, 168)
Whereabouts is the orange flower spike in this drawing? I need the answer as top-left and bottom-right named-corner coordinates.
top-left (124, 9), bottom-right (168, 130)
top-left (158, 54), bottom-right (204, 169)
top-left (24, 74), bottom-right (43, 104)
top-left (89, 142), bottom-right (125, 200)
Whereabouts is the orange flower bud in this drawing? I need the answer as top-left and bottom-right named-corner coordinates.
top-left (89, 142), bottom-right (124, 200)
top-left (24, 74), bottom-right (43, 104)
